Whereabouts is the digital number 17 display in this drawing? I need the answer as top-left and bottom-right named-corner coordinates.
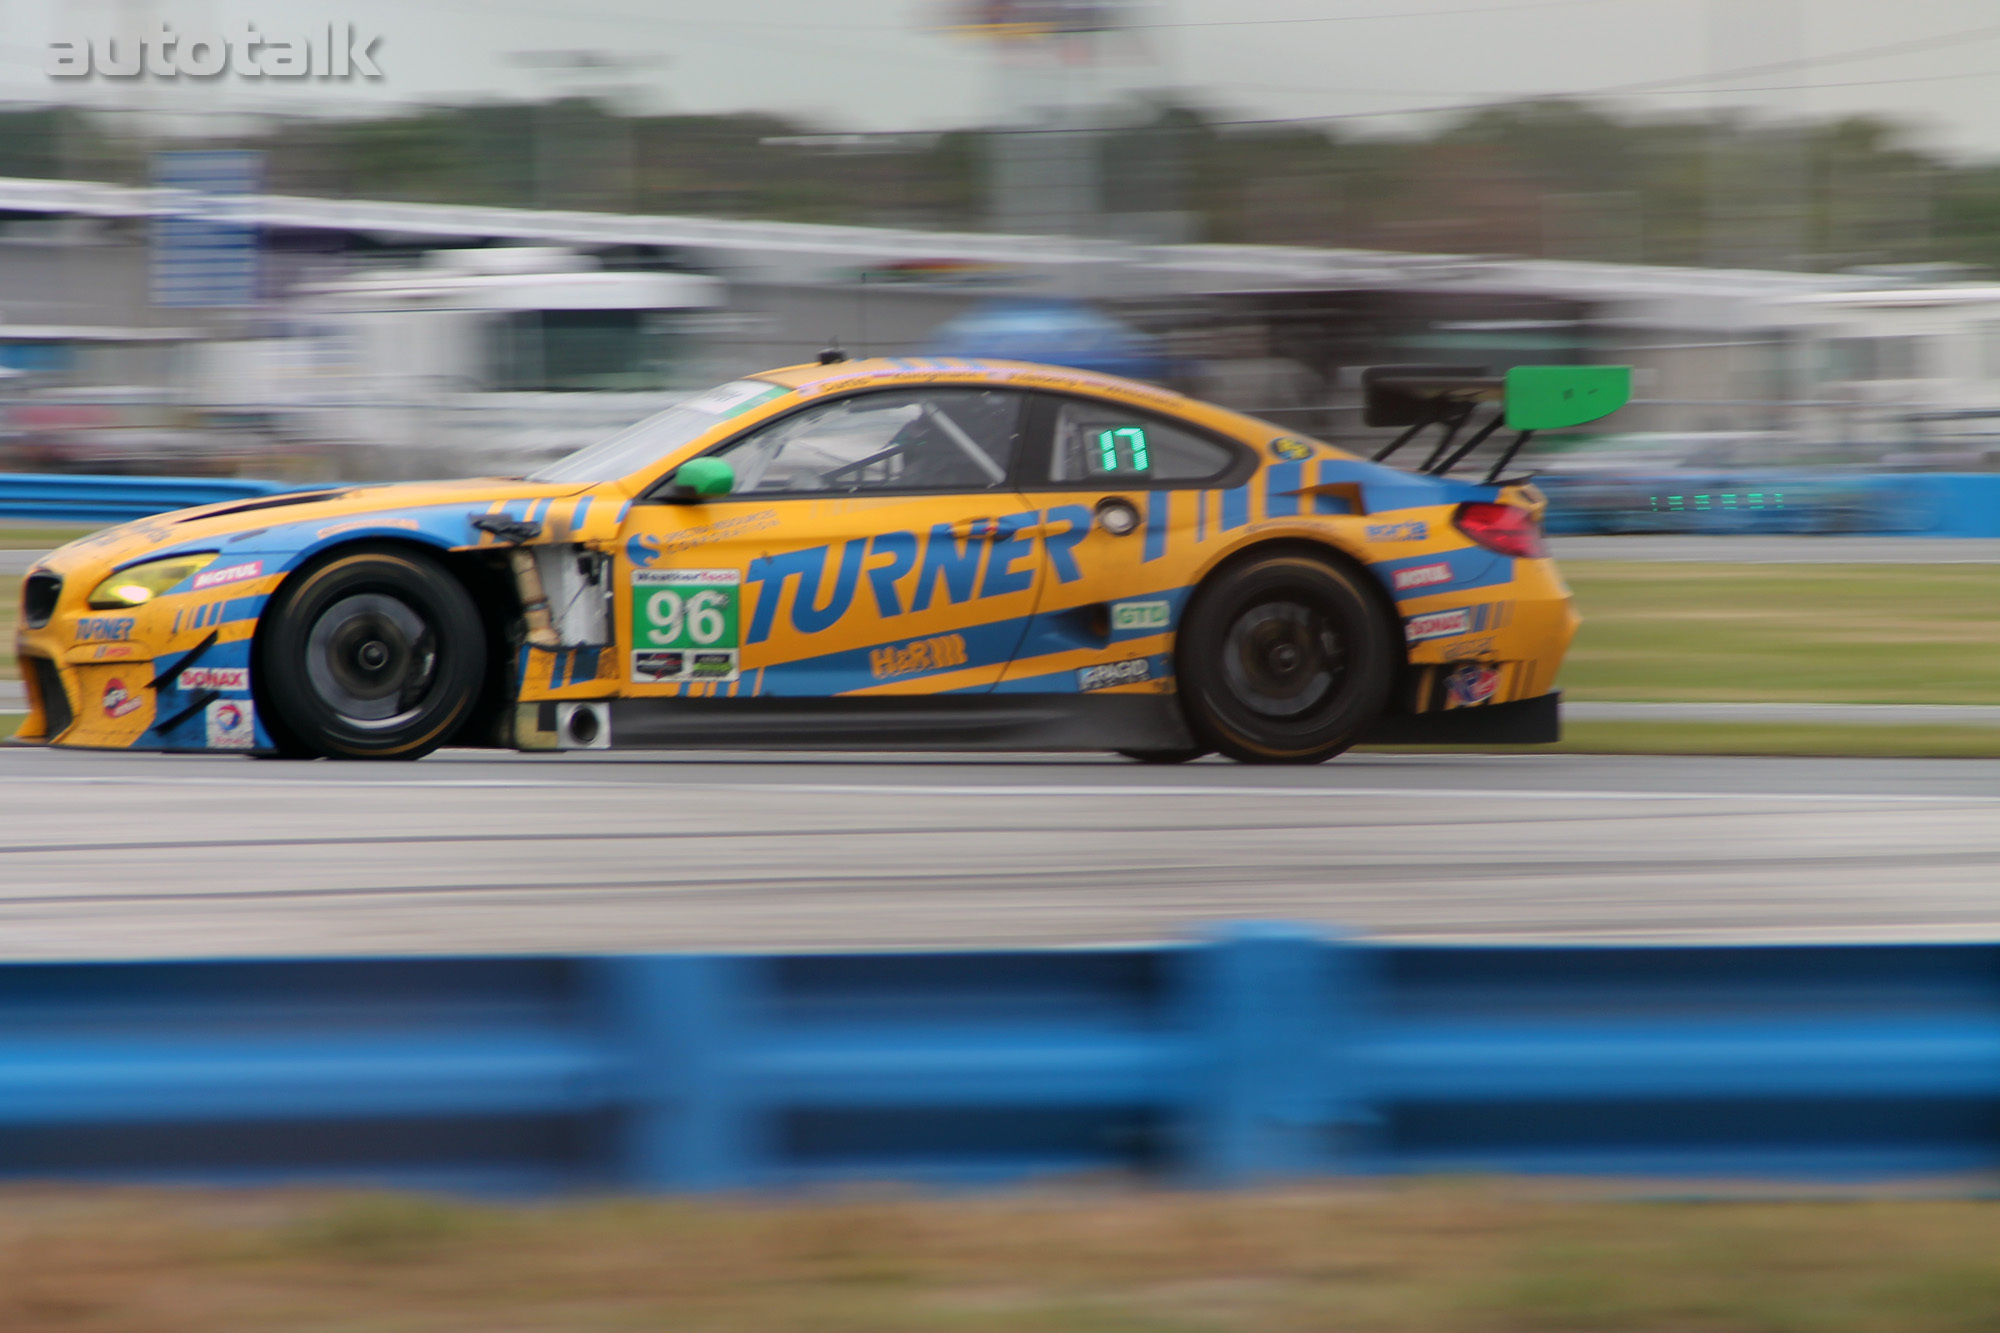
top-left (1095, 426), bottom-right (1150, 473)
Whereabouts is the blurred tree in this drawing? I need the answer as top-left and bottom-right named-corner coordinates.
top-left (6, 97), bottom-right (2000, 275)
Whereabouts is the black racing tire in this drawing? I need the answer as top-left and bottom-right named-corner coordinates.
top-left (1177, 550), bottom-right (1397, 765)
top-left (255, 546), bottom-right (486, 761)
top-left (1117, 748), bottom-right (1211, 764)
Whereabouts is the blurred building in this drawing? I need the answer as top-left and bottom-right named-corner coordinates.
top-left (6, 170), bottom-right (1993, 477)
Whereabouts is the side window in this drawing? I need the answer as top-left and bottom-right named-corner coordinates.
top-left (712, 389), bottom-right (1024, 495)
top-left (1048, 398), bottom-right (1236, 485)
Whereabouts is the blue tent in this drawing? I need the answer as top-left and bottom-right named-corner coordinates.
top-left (925, 298), bottom-right (1171, 383)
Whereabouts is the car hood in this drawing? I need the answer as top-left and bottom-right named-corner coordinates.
top-left (31, 477), bottom-right (593, 585)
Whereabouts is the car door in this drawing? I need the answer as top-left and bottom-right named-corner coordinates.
top-left (997, 392), bottom-right (1249, 693)
top-left (617, 385), bottom-right (1046, 698)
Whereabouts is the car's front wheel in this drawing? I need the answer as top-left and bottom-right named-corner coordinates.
top-left (256, 546), bottom-right (486, 760)
top-left (1178, 550), bottom-right (1397, 765)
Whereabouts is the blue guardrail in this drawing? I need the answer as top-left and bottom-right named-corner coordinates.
top-left (0, 474), bottom-right (305, 525)
top-left (1541, 472), bottom-right (2000, 537)
top-left (6, 925), bottom-right (2000, 1191)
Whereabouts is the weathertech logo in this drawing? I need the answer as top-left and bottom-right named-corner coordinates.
top-left (1392, 562), bottom-right (1453, 592)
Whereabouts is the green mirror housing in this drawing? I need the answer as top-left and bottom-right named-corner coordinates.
top-left (669, 457), bottom-right (735, 500)
top-left (1504, 365), bottom-right (1633, 431)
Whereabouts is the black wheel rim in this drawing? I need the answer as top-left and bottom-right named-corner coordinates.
top-left (303, 592), bottom-right (440, 730)
top-left (1219, 598), bottom-right (1344, 720)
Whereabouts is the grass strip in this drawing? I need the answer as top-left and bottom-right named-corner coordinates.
top-left (2, 1182), bottom-right (2000, 1331)
top-left (0, 523), bottom-right (100, 549)
top-left (1363, 721), bottom-right (2000, 759)
top-left (1559, 562), bottom-right (2000, 704)
top-left (1, 576), bottom-right (15, 679)
top-left (1556, 720), bottom-right (2000, 758)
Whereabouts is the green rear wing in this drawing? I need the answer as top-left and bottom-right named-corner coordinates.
top-left (1360, 364), bottom-right (1632, 482)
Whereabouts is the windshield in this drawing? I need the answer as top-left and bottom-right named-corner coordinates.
top-left (528, 379), bottom-right (790, 484)
top-left (486, 309), bottom-right (696, 392)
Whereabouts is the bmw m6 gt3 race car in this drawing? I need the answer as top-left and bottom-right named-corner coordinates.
top-left (12, 356), bottom-right (1628, 764)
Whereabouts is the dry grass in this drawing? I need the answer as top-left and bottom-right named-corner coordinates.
top-left (4, 1182), bottom-right (2000, 1331)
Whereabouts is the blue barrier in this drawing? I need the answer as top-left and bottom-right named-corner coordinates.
top-left (0, 473), bottom-right (306, 525)
top-left (1541, 472), bottom-right (2000, 537)
top-left (4, 926), bottom-right (2000, 1191)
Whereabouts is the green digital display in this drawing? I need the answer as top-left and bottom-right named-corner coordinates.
top-left (1094, 426), bottom-right (1150, 474)
top-left (1649, 492), bottom-right (1786, 512)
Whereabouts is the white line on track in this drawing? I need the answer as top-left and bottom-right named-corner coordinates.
top-left (692, 782), bottom-right (2000, 805)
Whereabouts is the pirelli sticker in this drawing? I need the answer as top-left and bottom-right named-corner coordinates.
top-left (1406, 602), bottom-right (1512, 643)
top-left (631, 568), bottom-right (741, 683)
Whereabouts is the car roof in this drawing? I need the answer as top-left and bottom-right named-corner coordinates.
top-left (749, 356), bottom-right (1187, 408)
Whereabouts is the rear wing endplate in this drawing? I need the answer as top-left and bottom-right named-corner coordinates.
top-left (1361, 364), bottom-right (1632, 483)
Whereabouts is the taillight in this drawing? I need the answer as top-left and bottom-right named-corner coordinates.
top-left (1453, 502), bottom-right (1547, 559)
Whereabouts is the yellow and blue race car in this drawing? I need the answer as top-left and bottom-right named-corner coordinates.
top-left (11, 357), bottom-right (1627, 764)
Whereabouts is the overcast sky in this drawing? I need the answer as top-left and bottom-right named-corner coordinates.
top-left (9, 0), bottom-right (2000, 158)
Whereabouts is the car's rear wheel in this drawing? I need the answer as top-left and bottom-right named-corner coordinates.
top-left (256, 546), bottom-right (485, 760)
top-left (1178, 550), bottom-right (1396, 765)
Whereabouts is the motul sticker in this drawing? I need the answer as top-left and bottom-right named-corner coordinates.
top-left (1392, 562), bottom-right (1453, 592)
top-left (191, 560), bottom-right (263, 591)
top-left (178, 667), bottom-right (248, 692)
top-left (1405, 608), bottom-right (1474, 642)
top-left (206, 699), bottom-right (256, 749)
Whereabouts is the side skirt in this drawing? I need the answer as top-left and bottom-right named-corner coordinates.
top-left (591, 693), bottom-right (1199, 753)
top-left (1359, 691), bottom-right (1561, 745)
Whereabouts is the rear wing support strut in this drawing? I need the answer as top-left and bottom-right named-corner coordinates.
top-left (1483, 431), bottom-right (1535, 485)
top-left (1358, 364), bottom-right (1630, 484)
top-left (1369, 409), bottom-right (1442, 466)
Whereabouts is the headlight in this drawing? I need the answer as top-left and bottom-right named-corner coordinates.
top-left (87, 554), bottom-right (217, 609)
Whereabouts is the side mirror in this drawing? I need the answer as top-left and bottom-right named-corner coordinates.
top-left (664, 457), bottom-right (734, 502)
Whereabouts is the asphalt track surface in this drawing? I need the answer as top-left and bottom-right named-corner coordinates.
top-left (3, 746), bottom-right (1999, 959)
